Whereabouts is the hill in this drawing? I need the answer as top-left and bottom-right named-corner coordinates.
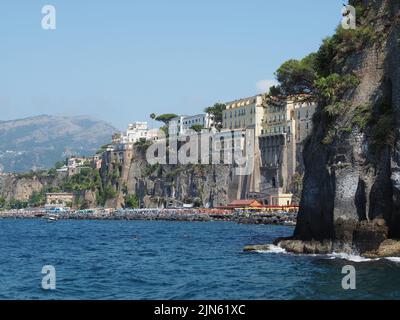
top-left (0, 115), bottom-right (117, 172)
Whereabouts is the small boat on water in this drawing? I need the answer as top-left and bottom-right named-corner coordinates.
top-left (46, 215), bottom-right (59, 221)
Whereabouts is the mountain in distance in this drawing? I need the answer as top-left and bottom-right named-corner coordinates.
top-left (0, 115), bottom-right (117, 173)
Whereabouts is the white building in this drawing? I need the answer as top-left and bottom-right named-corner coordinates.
top-left (169, 114), bottom-right (214, 136)
top-left (147, 128), bottom-right (163, 141)
top-left (67, 157), bottom-right (87, 168)
top-left (213, 129), bottom-right (246, 152)
top-left (113, 122), bottom-right (164, 148)
top-left (168, 116), bottom-right (186, 136)
top-left (123, 122), bottom-right (149, 143)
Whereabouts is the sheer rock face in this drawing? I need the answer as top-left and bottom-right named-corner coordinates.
top-left (101, 146), bottom-right (250, 209)
top-left (0, 175), bottom-right (45, 202)
top-left (292, 0), bottom-right (400, 253)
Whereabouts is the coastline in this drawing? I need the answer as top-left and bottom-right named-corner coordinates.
top-left (0, 208), bottom-right (297, 226)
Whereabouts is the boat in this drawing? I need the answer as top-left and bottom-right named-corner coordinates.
top-left (46, 215), bottom-right (59, 221)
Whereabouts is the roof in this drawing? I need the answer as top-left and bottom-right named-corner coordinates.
top-left (225, 95), bottom-right (261, 106)
top-left (227, 200), bottom-right (263, 207)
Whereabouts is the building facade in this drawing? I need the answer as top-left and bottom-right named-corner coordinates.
top-left (169, 114), bottom-right (214, 136)
top-left (258, 95), bottom-right (317, 205)
top-left (45, 193), bottom-right (74, 208)
top-left (123, 122), bottom-right (149, 143)
top-left (222, 95), bottom-right (264, 137)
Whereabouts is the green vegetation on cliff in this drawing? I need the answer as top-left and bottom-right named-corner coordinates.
top-left (124, 194), bottom-right (139, 209)
top-left (271, 53), bottom-right (318, 96)
top-left (62, 168), bottom-right (102, 192)
top-left (270, 9), bottom-right (386, 147)
top-left (0, 197), bottom-right (5, 209)
top-left (353, 99), bottom-right (396, 149)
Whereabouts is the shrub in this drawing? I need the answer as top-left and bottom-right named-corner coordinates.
top-left (372, 100), bottom-right (396, 147)
top-left (28, 191), bottom-right (46, 207)
top-left (125, 194), bottom-right (139, 209)
top-left (324, 102), bottom-right (347, 118)
top-left (0, 197), bottom-right (5, 209)
top-left (352, 104), bottom-right (373, 130)
top-left (316, 73), bottom-right (359, 103)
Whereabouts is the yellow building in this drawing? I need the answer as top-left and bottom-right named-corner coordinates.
top-left (261, 95), bottom-right (316, 139)
top-left (223, 95), bottom-right (264, 136)
top-left (258, 94), bottom-right (317, 206)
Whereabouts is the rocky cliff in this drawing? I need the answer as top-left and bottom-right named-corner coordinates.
top-left (279, 0), bottom-right (400, 256)
top-left (100, 145), bottom-right (253, 209)
top-left (0, 173), bottom-right (58, 202)
top-left (0, 143), bottom-right (254, 210)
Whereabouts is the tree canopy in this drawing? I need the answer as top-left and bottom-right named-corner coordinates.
top-left (204, 103), bottom-right (226, 129)
top-left (273, 53), bottom-right (318, 96)
top-left (190, 124), bottom-right (204, 133)
top-left (154, 114), bottom-right (178, 125)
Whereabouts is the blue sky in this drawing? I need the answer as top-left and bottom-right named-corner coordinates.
top-left (1, 0), bottom-right (344, 129)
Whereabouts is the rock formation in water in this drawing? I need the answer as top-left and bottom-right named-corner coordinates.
top-left (277, 0), bottom-right (400, 257)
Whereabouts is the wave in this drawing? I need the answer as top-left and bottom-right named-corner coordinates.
top-left (253, 245), bottom-right (400, 264)
top-left (255, 245), bottom-right (287, 254)
top-left (327, 252), bottom-right (379, 263)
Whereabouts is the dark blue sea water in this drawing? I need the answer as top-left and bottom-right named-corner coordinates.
top-left (0, 219), bottom-right (400, 300)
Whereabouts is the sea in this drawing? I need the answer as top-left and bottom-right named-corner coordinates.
top-left (0, 219), bottom-right (399, 300)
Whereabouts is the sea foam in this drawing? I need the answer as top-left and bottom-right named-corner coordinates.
top-left (253, 244), bottom-right (400, 264)
top-left (328, 252), bottom-right (379, 263)
top-left (255, 245), bottom-right (287, 254)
